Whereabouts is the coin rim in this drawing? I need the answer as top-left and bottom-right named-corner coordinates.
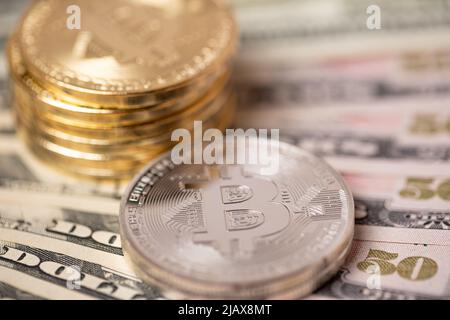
top-left (16, 0), bottom-right (238, 99)
top-left (119, 141), bottom-right (355, 299)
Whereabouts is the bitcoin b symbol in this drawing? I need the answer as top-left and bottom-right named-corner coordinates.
top-left (182, 166), bottom-right (290, 257)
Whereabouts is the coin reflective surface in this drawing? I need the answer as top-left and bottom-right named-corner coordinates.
top-left (18, 0), bottom-right (236, 98)
top-left (8, 0), bottom-right (237, 179)
top-left (120, 141), bottom-right (354, 299)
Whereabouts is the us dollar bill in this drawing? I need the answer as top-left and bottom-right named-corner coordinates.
top-left (284, 132), bottom-right (450, 176)
top-left (235, 51), bottom-right (450, 109)
top-left (1, 0), bottom-right (30, 111)
top-left (0, 178), bottom-right (120, 214)
top-left (0, 74), bottom-right (8, 113)
top-left (234, 0), bottom-right (450, 114)
top-left (311, 173), bottom-right (450, 299)
top-left (0, 183), bottom-right (164, 299)
top-left (0, 0), bottom-right (29, 39)
top-left (0, 237), bottom-right (162, 300)
top-left (236, 98), bottom-right (450, 138)
top-left (343, 173), bottom-right (450, 229)
top-left (0, 281), bottom-right (43, 300)
top-left (0, 199), bottom-right (133, 274)
top-left (314, 225), bottom-right (450, 300)
top-left (234, 0), bottom-right (450, 63)
top-left (355, 197), bottom-right (450, 231)
top-left (1, 0), bottom-right (449, 301)
top-left (237, 101), bottom-right (450, 176)
top-left (234, 0), bottom-right (450, 41)
top-left (0, 37), bottom-right (13, 114)
top-left (0, 134), bottom-right (126, 199)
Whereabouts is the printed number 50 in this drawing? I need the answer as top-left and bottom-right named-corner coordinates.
top-left (399, 178), bottom-right (450, 201)
top-left (357, 249), bottom-right (438, 281)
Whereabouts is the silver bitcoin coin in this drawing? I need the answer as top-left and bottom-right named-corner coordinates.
top-left (120, 141), bottom-right (354, 299)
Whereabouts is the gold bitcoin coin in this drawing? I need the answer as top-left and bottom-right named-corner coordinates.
top-left (17, 105), bottom-right (234, 179)
top-left (9, 37), bottom-right (231, 119)
top-left (18, 129), bottom-right (152, 179)
top-left (9, 0), bottom-right (238, 180)
top-left (13, 70), bottom-right (232, 130)
top-left (16, 95), bottom-right (235, 154)
top-left (17, 0), bottom-right (237, 108)
top-left (15, 88), bottom-right (234, 143)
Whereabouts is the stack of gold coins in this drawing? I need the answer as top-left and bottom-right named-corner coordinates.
top-left (7, 0), bottom-right (237, 179)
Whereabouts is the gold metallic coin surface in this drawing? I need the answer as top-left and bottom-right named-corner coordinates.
top-left (18, 0), bottom-right (237, 106)
top-left (18, 128), bottom-right (152, 179)
top-left (17, 106), bottom-right (234, 179)
top-left (16, 95), bottom-right (235, 154)
top-left (15, 88), bottom-right (234, 142)
top-left (12, 68), bottom-right (232, 131)
top-left (12, 70), bottom-right (230, 126)
top-left (9, 0), bottom-right (238, 180)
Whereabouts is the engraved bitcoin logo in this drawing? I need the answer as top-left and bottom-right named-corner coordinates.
top-left (221, 185), bottom-right (253, 204)
top-left (182, 166), bottom-right (290, 257)
top-left (225, 210), bottom-right (265, 231)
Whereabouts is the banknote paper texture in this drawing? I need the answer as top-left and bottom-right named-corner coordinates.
top-left (0, 0), bottom-right (449, 300)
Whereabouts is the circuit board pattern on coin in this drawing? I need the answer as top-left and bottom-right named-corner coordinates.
top-left (120, 141), bottom-right (354, 299)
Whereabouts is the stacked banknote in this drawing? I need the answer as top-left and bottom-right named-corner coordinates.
top-left (6, 0), bottom-right (237, 179)
top-left (233, 0), bottom-right (450, 300)
top-left (0, 0), bottom-right (450, 300)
